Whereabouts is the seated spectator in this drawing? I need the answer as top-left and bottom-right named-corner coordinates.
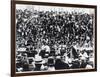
top-left (55, 56), bottom-right (69, 70)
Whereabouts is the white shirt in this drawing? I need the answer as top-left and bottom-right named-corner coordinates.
top-left (41, 45), bottom-right (50, 52)
top-left (80, 52), bottom-right (88, 60)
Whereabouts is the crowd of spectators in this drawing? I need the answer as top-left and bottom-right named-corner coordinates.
top-left (16, 8), bottom-right (94, 72)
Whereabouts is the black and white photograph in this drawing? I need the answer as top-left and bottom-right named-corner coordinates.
top-left (12, 1), bottom-right (97, 75)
